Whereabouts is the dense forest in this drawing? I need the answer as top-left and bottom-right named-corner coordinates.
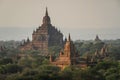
top-left (0, 39), bottom-right (119, 80)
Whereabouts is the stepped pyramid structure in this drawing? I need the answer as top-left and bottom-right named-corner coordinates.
top-left (20, 8), bottom-right (63, 55)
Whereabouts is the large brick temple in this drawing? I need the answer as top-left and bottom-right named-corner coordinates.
top-left (20, 8), bottom-right (63, 54)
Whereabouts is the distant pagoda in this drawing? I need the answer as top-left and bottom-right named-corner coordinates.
top-left (20, 8), bottom-right (63, 55)
top-left (94, 35), bottom-right (101, 42)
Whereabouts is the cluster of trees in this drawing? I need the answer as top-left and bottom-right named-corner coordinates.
top-left (0, 57), bottom-right (120, 80)
top-left (0, 39), bottom-right (119, 80)
top-left (74, 41), bottom-right (104, 55)
top-left (74, 39), bottom-right (120, 60)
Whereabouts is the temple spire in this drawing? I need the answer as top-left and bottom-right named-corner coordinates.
top-left (95, 35), bottom-right (101, 41)
top-left (42, 7), bottom-right (51, 24)
top-left (68, 33), bottom-right (71, 41)
top-left (27, 37), bottom-right (30, 43)
top-left (96, 35), bottom-right (99, 39)
top-left (45, 7), bottom-right (48, 16)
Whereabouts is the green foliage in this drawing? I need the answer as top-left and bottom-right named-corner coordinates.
top-left (5, 74), bottom-right (20, 80)
top-left (41, 59), bottom-right (50, 65)
top-left (108, 45), bottom-right (120, 60)
top-left (105, 67), bottom-right (120, 80)
top-left (0, 58), bottom-right (13, 65)
top-left (18, 55), bottom-right (40, 68)
top-left (74, 40), bottom-right (120, 61)
top-left (0, 64), bottom-right (22, 74)
top-left (38, 65), bottom-right (60, 73)
top-left (34, 65), bottom-right (61, 80)
top-left (21, 68), bottom-right (38, 76)
top-left (0, 61), bottom-right (119, 80)
top-left (91, 61), bottom-right (120, 80)
top-left (74, 41), bottom-right (104, 56)
top-left (49, 46), bottom-right (62, 56)
top-left (0, 40), bottom-right (119, 80)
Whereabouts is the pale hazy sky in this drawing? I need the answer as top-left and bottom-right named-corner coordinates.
top-left (0, 0), bottom-right (120, 40)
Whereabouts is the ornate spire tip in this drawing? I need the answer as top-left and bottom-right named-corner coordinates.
top-left (45, 7), bottom-right (48, 16)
